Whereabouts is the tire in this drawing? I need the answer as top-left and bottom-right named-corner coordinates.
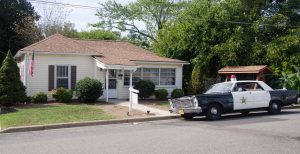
top-left (181, 114), bottom-right (194, 120)
top-left (241, 111), bottom-right (250, 116)
top-left (268, 101), bottom-right (282, 115)
top-left (206, 104), bottom-right (222, 120)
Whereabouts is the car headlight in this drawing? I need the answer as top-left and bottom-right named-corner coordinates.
top-left (192, 96), bottom-right (198, 107)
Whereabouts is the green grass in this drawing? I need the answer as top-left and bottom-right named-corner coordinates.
top-left (0, 104), bottom-right (115, 129)
top-left (159, 102), bottom-right (170, 108)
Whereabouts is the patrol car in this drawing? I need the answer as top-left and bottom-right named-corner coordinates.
top-left (169, 80), bottom-right (299, 120)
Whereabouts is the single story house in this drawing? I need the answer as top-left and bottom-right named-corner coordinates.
top-left (15, 34), bottom-right (188, 101)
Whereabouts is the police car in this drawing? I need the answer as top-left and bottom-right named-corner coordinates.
top-left (169, 78), bottom-right (299, 120)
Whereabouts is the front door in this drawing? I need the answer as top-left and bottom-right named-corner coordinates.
top-left (104, 69), bottom-right (117, 98)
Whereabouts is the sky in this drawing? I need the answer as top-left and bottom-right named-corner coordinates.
top-left (32, 0), bottom-right (135, 31)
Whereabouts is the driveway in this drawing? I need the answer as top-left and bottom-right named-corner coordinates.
top-left (1, 108), bottom-right (300, 154)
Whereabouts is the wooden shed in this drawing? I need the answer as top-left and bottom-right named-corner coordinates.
top-left (218, 65), bottom-right (273, 82)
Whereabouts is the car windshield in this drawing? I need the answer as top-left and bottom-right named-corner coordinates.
top-left (205, 82), bottom-right (233, 94)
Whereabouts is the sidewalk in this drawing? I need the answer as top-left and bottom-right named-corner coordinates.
top-left (109, 99), bottom-right (172, 116)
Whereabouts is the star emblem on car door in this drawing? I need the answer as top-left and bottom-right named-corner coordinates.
top-left (241, 97), bottom-right (246, 104)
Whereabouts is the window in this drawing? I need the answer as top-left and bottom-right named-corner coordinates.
top-left (143, 68), bottom-right (159, 85)
top-left (124, 68), bottom-right (176, 86)
top-left (160, 68), bottom-right (175, 85)
top-left (56, 65), bottom-right (70, 89)
top-left (124, 68), bottom-right (141, 86)
top-left (234, 82), bottom-right (264, 92)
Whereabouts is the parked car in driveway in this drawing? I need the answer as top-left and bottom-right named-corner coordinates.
top-left (169, 80), bottom-right (299, 120)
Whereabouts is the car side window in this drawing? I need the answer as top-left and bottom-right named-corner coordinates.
top-left (234, 82), bottom-right (264, 92)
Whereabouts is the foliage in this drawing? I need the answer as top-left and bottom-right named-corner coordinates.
top-left (134, 80), bottom-right (155, 99)
top-left (189, 65), bottom-right (205, 94)
top-left (280, 65), bottom-right (300, 91)
top-left (51, 88), bottom-right (73, 103)
top-left (93, 0), bottom-right (187, 47)
top-left (154, 89), bottom-right (169, 100)
top-left (0, 104), bottom-right (114, 129)
top-left (0, 0), bottom-right (41, 65)
top-left (0, 51), bottom-right (26, 107)
top-left (75, 77), bottom-right (103, 103)
top-left (153, 0), bottom-right (300, 90)
top-left (171, 89), bottom-right (184, 98)
top-left (32, 92), bottom-right (48, 104)
top-left (74, 29), bottom-right (121, 40)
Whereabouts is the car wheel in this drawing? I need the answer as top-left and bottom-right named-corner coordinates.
top-left (268, 101), bottom-right (281, 114)
top-left (181, 114), bottom-right (194, 120)
top-left (241, 111), bottom-right (250, 116)
top-left (206, 104), bottom-right (222, 120)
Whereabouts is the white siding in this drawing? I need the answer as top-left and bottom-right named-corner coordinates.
top-left (25, 54), bottom-right (98, 99)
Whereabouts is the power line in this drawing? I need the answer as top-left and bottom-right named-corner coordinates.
top-left (28, 0), bottom-right (101, 10)
top-left (28, 0), bottom-right (300, 28)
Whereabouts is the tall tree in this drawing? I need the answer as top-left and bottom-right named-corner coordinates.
top-left (93, 0), bottom-right (187, 47)
top-left (0, 51), bottom-right (26, 107)
top-left (36, 0), bottom-right (75, 38)
top-left (153, 0), bottom-right (300, 89)
top-left (0, 0), bottom-right (41, 65)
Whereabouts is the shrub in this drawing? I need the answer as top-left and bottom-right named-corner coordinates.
top-left (134, 80), bottom-right (155, 99)
top-left (171, 89), bottom-right (184, 98)
top-left (32, 92), bottom-right (48, 104)
top-left (0, 51), bottom-right (26, 107)
top-left (189, 65), bottom-right (205, 94)
top-left (51, 88), bottom-right (73, 103)
top-left (154, 89), bottom-right (169, 100)
top-left (75, 77), bottom-right (103, 103)
top-left (25, 96), bottom-right (32, 103)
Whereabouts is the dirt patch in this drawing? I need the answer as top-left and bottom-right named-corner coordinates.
top-left (139, 100), bottom-right (170, 111)
top-left (97, 103), bottom-right (154, 119)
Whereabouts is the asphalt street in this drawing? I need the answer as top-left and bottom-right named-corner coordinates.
top-left (1, 108), bottom-right (300, 154)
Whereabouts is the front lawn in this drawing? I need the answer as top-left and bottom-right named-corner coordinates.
top-left (0, 104), bottom-right (115, 129)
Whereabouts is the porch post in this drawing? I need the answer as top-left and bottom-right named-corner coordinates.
top-left (106, 69), bottom-right (109, 102)
top-left (129, 70), bottom-right (133, 112)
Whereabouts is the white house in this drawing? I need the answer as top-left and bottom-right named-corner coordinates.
top-left (15, 34), bottom-right (188, 101)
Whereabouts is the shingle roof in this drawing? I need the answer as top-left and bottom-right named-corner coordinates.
top-left (218, 65), bottom-right (272, 74)
top-left (20, 34), bottom-right (100, 55)
top-left (19, 34), bottom-right (187, 66)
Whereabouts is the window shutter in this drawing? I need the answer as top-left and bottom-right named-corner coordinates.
top-left (71, 66), bottom-right (77, 90)
top-left (48, 65), bottom-right (54, 91)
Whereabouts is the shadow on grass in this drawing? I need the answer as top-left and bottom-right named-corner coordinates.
top-left (0, 107), bottom-right (18, 115)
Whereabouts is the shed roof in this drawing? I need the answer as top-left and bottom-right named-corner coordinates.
top-left (218, 65), bottom-right (272, 74)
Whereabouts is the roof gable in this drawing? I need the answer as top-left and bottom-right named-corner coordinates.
top-left (218, 65), bottom-right (272, 74)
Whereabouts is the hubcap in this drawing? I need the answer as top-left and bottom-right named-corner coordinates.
top-left (272, 103), bottom-right (278, 109)
top-left (211, 107), bottom-right (218, 115)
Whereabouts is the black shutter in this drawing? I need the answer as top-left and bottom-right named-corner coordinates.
top-left (71, 66), bottom-right (77, 90)
top-left (48, 65), bottom-right (54, 91)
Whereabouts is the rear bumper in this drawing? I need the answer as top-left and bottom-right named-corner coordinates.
top-left (170, 107), bottom-right (202, 114)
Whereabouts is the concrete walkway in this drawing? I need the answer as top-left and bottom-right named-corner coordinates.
top-left (109, 99), bottom-right (172, 116)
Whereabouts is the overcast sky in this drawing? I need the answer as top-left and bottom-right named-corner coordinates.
top-left (32, 0), bottom-right (135, 31)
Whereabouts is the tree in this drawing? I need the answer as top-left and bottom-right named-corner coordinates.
top-left (0, 51), bottom-right (26, 107)
top-left (0, 0), bottom-right (41, 66)
top-left (93, 0), bottom-right (187, 47)
top-left (153, 0), bottom-right (300, 90)
top-left (74, 29), bottom-right (121, 40)
top-left (189, 65), bottom-right (205, 94)
top-left (36, 0), bottom-right (75, 38)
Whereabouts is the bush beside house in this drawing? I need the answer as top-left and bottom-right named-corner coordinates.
top-left (51, 88), bottom-right (73, 103)
top-left (32, 92), bottom-right (48, 103)
top-left (0, 51), bottom-right (26, 107)
top-left (171, 89), bottom-right (184, 98)
top-left (134, 80), bottom-right (155, 99)
top-left (154, 89), bottom-right (168, 100)
top-left (75, 77), bottom-right (103, 103)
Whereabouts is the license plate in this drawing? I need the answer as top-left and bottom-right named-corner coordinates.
top-left (178, 109), bottom-right (184, 115)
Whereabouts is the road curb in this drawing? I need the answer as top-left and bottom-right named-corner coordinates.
top-left (0, 115), bottom-right (180, 134)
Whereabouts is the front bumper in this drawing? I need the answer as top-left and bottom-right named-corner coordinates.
top-left (170, 107), bottom-right (202, 115)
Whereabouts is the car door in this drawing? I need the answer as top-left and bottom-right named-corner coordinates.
top-left (232, 82), bottom-right (271, 110)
